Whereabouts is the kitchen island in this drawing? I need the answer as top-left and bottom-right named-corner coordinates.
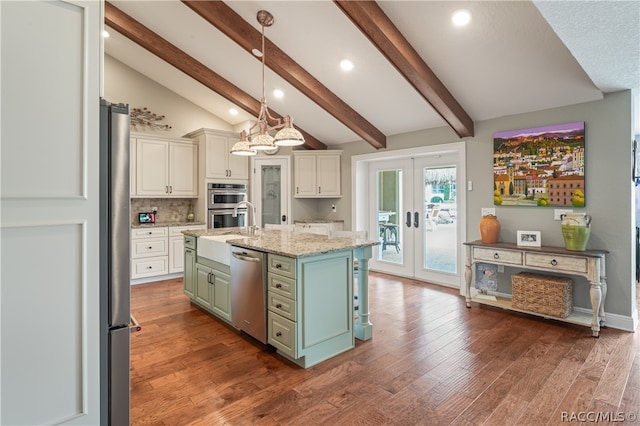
top-left (182, 228), bottom-right (378, 368)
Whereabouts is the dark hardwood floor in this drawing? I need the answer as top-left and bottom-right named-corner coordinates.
top-left (130, 273), bottom-right (639, 425)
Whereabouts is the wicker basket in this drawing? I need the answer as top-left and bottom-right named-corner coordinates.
top-left (511, 272), bottom-right (573, 318)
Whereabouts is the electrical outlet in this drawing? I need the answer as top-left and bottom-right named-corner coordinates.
top-left (331, 204), bottom-right (337, 213)
top-left (554, 209), bottom-right (573, 220)
top-left (481, 207), bottom-right (496, 217)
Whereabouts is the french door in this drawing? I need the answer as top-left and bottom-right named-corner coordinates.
top-left (367, 150), bottom-right (465, 288)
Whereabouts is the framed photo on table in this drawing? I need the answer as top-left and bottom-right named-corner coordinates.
top-left (517, 230), bottom-right (541, 247)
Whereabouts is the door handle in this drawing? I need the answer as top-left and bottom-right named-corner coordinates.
top-left (414, 211), bottom-right (419, 228)
top-left (406, 212), bottom-right (411, 228)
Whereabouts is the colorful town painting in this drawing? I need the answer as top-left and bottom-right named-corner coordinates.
top-left (493, 122), bottom-right (585, 207)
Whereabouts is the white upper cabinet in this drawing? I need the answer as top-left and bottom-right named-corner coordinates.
top-left (293, 150), bottom-right (342, 198)
top-left (132, 134), bottom-right (198, 197)
top-left (185, 128), bottom-right (249, 181)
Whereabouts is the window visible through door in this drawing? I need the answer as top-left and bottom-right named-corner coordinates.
top-left (356, 143), bottom-right (466, 289)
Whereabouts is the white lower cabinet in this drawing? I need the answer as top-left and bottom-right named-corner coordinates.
top-left (293, 221), bottom-right (344, 235)
top-left (131, 227), bottom-right (169, 279)
top-left (169, 225), bottom-right (205, 274)
top-left (131, 224), bottom-right (205, 280)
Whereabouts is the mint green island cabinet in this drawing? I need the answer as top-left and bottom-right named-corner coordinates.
top-left (182, 229), bottom-right (377, 368)
top-left (267, 250), bottom-right (355, 368)
top-left (183, 234), bottom-right (232, 323)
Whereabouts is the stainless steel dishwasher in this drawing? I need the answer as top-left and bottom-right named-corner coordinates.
top-left (230, 247), bottom-right (267, 343)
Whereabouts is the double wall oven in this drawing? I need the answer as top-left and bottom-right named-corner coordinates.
top-left (208, 183), bottom-right (248, 229)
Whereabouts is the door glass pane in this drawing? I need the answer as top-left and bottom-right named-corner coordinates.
top-left (423, 166), bottom-right (457, 273)
top-left (261, 165), bottom-right (281, 225)
top-left (377, 169), bottom-right (403, 264)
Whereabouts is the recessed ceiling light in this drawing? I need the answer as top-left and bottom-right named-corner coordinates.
top-left (102, 30), bottom-right (110, 38)
top-left (340, 59), bottom-right (354, 72)
top-left (252, 48), bottom-right (262, 58)
top-left (273, 89), bottom-right (284, 99)
top-left (451, 9), bottom-right (471, 27)
top-left (229, 108), bottom-right (239, 116)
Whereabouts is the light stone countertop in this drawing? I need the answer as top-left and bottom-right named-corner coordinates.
top-left (293, 219), bottom-right (345, 223)
top-left (132, 221), bottom-right (206, 229)
top-left (182, 227), bottom-right (379, 258)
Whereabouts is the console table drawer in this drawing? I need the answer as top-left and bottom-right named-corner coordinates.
top-left (472, 247), bottom-right (522, 265)
top-left (525, 253), bottom-right (587, 274)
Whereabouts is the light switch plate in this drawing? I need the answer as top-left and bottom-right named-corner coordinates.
top-left (481, 207), bottom-right (496, 217)
top-left (554, 209), bottom-right (573, 220)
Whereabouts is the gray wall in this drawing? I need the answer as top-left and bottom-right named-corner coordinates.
top-left (319, 91), bottom-right (635, 320)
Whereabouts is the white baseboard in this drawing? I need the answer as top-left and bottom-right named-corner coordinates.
top-left (572, 306), bottom-right (637, 332)
top-left (130, 272), bottom-right (183, 285)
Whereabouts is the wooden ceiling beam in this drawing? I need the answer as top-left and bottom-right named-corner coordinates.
top-left (335, 1), bottom-right (474, 138)
top-left (182, 0), bottom-right (386, 150)
top-left (104, 2), bottom-right (326, 150)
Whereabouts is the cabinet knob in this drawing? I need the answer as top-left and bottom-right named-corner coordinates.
top-left (493, 253), bottom-right (500, 259)
top-left (276, 303), bottom-right (282, 309)
top-left (276, 332), bottom-right (282, 337)
top-left (148, 231), bottom-right (153, 235)
top-left (550, 259), bottom-right (558, 266)
top-left (147, 266), bottom-right (152, 269)
top-left (275, 263), bottom-right (282, 269)
top-left (275, 283), bottom-right (282, 288)
top-left (148, 246), bottom-right (153, 249)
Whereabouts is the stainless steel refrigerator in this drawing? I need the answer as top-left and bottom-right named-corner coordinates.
top-left (99, 98), bottom-right (132, 426)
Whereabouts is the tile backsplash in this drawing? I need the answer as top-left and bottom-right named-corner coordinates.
top-left (131, 198), bottom-right (194, 225)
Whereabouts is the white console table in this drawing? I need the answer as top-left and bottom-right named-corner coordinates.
top-left (463, 241), bottom-right (608, 337)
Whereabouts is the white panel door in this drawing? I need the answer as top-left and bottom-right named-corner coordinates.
top-left (136, 138), bottom-right (169, 196)
top-left (0, 1), bottom-right (102, 425)
top-left (169, 236), bottom-right (185, 273)
top-left (294, 155), bottom-right (317, 197)
top-left (169, 141), bottom-right (197, 197)
top-left (317, 154), bottom-right (341, 196)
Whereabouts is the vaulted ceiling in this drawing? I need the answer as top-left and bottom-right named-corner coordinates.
top-left (104, 1), bottom-right (639, 150)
